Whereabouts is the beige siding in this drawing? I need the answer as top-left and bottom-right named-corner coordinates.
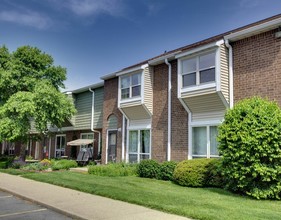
top-left (120, 99), bottom-right (142, 108)
top-left (129, 118), bottom-right (151, 128)
top-left (220, 44), bottom-right (229, 103)
top-left (122, 105), bottom-right (151, 120)
top-left (183, 93), bottom-right (226, 122)
top-left (74, 91), bottom-right (92, 130)
top-left (143, 66), bottom-right (153, 114)
top-left (93, 87), bottom-right (104, 129)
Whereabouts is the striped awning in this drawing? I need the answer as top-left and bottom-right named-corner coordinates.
top-left (67, 139), bottom-right (94, 146)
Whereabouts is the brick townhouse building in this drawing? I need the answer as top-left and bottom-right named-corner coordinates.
top-left (1, 14), bottom-right (281, 164)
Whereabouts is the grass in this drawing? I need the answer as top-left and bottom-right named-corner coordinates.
top-left (5, 170), bottom-right (280, 220)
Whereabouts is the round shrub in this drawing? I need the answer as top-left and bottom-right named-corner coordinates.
top-left (173, 158), bottom-right (216, 187)
top-left (159, 161), bottom-right (178, 181)
top-left (136, 159), bottom-right (160, 179)
top-left (218, 97), bottom-right (281, 199)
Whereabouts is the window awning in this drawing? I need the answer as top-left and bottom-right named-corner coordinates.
top-left (67, 139), bottom-right (94, 146)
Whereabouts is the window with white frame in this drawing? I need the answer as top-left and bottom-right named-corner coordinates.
top-left (128, 129), bottom-right (150, 163)
top-left (192, 125), bottom-right (219, 158)
top-left (182, 51), bottom-right (216, 88)
top-left (80, 133), bottom-right (94, 151)
top-left (55, 135), bottom-right (66, 158)
top-left (121, 72), bottom-right (141, 100)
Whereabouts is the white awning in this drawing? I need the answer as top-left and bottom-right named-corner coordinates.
top-left (67, 139), bottom-right (94, 146)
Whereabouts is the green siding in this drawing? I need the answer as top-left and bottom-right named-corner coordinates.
top-left (93, 87), bottom-right (104, 129)
top-left (74, 91), bottom-right (92, 130)
top-left (108, 115), bottom-right (118, 129)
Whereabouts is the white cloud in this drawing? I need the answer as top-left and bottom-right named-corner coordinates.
top-left (62, 0), bottom-right (125, 17)
top-left (0, 10), bottom-right (52, 30)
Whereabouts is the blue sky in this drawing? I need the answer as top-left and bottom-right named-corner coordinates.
top-left (1, 0), bottom-right (281, 91)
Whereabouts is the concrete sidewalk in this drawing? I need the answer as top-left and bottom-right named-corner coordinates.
top-left (0, 173), bottom-right (192, 220)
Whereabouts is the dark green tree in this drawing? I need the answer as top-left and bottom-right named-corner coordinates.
top-left (0, 45), bottom-right (76, 160)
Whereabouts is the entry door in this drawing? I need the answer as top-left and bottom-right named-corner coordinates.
top-left (107, 130), bottom-right (117, 163)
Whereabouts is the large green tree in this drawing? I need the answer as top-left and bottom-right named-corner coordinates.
top-left (0, 45), bottom-right (76, 160)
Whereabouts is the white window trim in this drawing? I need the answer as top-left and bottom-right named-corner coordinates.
top-left (55, 134), bottom-right (66, 158)
top-left (126, 128), bottom-right (151, 163)
top-left (178, 46), bottom-right (221, 99)
top-left (80, 132), bottom-right (94, 150)
top-left (118, 70), bottom-right (144, 107)
top-left (188, 121), bottom-right (221, 159)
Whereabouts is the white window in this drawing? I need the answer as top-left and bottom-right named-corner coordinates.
top-left (128, 129), bottom-right (150, 163)
top-left (121, 72), bottom-right (141, 100)
top-left (182, 51), bottom-right (216, 87)
top-left (55, 135), bottom-right (66, 158)
top-left (192, 125), bottom-right (219, 158)
top-left (80, 133), bottom-right (94, 151)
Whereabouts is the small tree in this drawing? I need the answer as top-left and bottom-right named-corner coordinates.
top-left (0, 45), bottom-right (76, 160)
top-left (218, 97), bottom-right (281, 199)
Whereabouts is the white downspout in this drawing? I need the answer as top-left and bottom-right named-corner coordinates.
top-left (225, 39), bottom-right (234, 108)
top-left (165, 59), bottom-right (171, 161)
top-left (89, 88), bottom-right (101, 155)
top-left (122, 115), bottom-right (125, 161)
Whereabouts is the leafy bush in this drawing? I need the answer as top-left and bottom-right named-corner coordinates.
top-left (51, 159), bottom-right (78, 171)
top-left (218, 97), bottom-right (281, 199)
top-left (22, 162), bottom-right (46, 171)
top-left (136, 159), bottom-right (160, 179)
top-left (40, 159), bottom-right (51, 167)
top-left (0, 155), bottom-right (14, 168)
top-left (205, 158), bottom-right (224, 188)
top-left (159, 161), bottom-right (178, 181)
top-left (88, 162), bottom-right (137, 177)
top-left (173, 158), bottom-right (218, 187)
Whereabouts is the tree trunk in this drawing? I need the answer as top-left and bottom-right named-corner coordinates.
top-left (19, 143), bottom-right (26, 161)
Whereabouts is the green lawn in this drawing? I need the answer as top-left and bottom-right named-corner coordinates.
top-left (4, 170), bottom-right (279, 220)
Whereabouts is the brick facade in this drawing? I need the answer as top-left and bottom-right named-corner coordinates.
top-left (101, 77), bottom-right (123, 164)
top-left (152, 60), bottom-right (188, 162)
top-left (233, 28), bottom-right (281, 104)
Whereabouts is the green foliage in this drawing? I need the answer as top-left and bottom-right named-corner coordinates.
top-left (51, 159), bottom-right (78, 171)
top-left (0, 155), bottom-right (14, 168)
top-left (22, 162), bottom-right (47, 171)
top-left (205, 159), bottom-right (224, 188)
top-left (136, 159), bottom-right (160, 179)
top-left (88, 162), bottom-right (137, 177)
top-left (173, 158), bottom-right (218, 187)
top-left (158, 161), bottom-right (178, 181)
top-left (0, 45), bottom-right (76, 146)
top-left (218, 97), bottom-right (281, 199)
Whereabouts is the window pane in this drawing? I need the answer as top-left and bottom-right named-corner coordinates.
top-left (182, 58), bottom-right (196, 73)
top-left (56, 136), bottom-right (60, 149)
top-left (210, 126), bottom-right (219, 156)
top-left (199, 52), bottom-right (215, 70)
top-left (121, 76), bottom-right (130, 88)
top-left (129, 131), bottom-right (138, 153)
top-left (192, 127), bottom-right (207, 156)
top-left (140, 154), bottom-right (149, 161)
top-left (132, 85), bottom-right (141, 97)
top-left (61, 136), bottom-right (66, 150)
top-left (200, 68), bottom-right (215, 84)
top-left (140, 130), bottom-right (150, 153)
top-left (121, 88), bottom-right (130, 99)
top-left (129, 154), bottom-right (138, 163)
top-left (132, 73), bottom-right (141, 86)
top-left (183, 72), bottom-right (196, 87)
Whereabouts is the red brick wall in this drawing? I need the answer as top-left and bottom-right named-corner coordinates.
top-left (101, 77), bottom-right (123, 164)
top-left (233, 28), bottom-right (281, 104)
top-left (152, 61), bottom-right (188, 162)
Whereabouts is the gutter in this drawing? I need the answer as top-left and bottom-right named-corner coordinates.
top-left (89, 88), bottom-right (101, 155)
top-left (224, 39), bottom-right (234, 108)
top-left (165, 59), bottom-right (171, 161)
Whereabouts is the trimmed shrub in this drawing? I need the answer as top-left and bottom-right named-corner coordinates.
top-left (173, 158), bottom-right (218, 187)
top-left (205, 158), bottom-right (224, 188)
top-left (136, 159), bottom-right (160, 179)
top-left (51, 159), bottom-right (78, 171)
top-left (218, 97), bottom-right (281, 199)
top-left (0, 155), bottom-right (14, 168)
top-left (88, 162), bottom-right (137, 177)
top-left (159, 161), bottom-right (178, 181)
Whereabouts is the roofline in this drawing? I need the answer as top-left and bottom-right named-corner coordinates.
top-left (224, 16), bottom-right (281, 42)
top-left (68, 82), bottom-right (104, 94)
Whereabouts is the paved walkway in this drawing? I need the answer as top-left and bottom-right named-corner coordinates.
top-left (0, 173), bottom-right (192, 220)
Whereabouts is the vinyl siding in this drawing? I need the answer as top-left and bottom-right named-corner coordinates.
top-left (93, 87), bottom-right (104, 129)
top-left (129, 118), bottom-right (151, 128)
top-left (74, 91), bottom-right (92, 130)
top-left (122, 105), bottom-right (151, 120)
top-left (183, 93), bottom-right (226, 122)
top-left (108, 115), bottom-right (118, 129)
top-left (143, 66), bottom-right (153, 114)
top-left (220, 44), bottom-right (229, 103)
